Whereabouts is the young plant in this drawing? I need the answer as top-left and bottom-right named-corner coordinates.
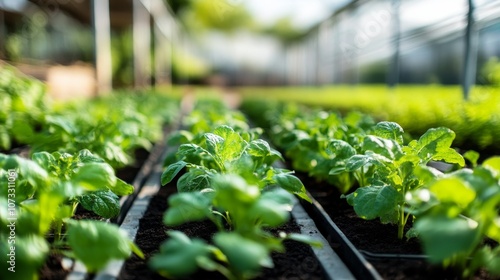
top-left (343, 122), bottom-right (465, 239)
top-left (406, 156), bottom-right (500, 278)
top-left (150, 174), bottom-right (320, 279)
top-left (0, 153), bottom-right (142, 279)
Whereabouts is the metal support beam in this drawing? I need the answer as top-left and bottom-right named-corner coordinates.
top-left (388, 0), bottom-right (401, 88)
top-left (462, 0), bottom-right (478, 100)
top-left (133, 0), bottom-right (151, 88)
top-left (91, 0), bottom-right (112, 94)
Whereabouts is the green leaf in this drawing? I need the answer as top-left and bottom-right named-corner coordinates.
top-left (286, 233), bottom-right (323, 248)
top-left (362, 136), bottom-right (402, 160)
top-left (177, 170), bottom-right (212, 193)
top-left (67, 220), bottom-right (135, 272)
top-left (415, 214), bottom-right (481, 263)
top-left (373, 121), bottom-right (405, 144)
top-left (164, 192), bottom-right (211, 226)
top-left (77, 149), bottom-right (105, 163)
top-left (161, 161), bottom-right (187, 185)
top-left (110, 178), bottom-right (134, 196)
top-left (78, 190), bottom-right (120, 218)
top-left (32, 152), bottom-right (56, 168)
top-left (273, 173), bottom-right (311, 203)
top-left (213, 125), bottom-right (247, 161)
top-left (214, 232), bottom-right (273, 277)
top-left (415, 127), bottom-right (461, 164)
top-left (345, 155), bottom-right (373, 172)
top-left (149, 231), bottom-right (213, 279)
top-left (463, 150), bottom-right (480, 167)
top-left (483, 156), bottom-right (500, 178)
top-left (428, 177), bottom-right (476, 209)
top-left (213, 174), bottom-right (260, 209)
top-left (73, 162), bottom-right (116, 191)
top-left (350, 185), bottom-right (400, 223)
top-left (177, 144), bottom-right (213, 164)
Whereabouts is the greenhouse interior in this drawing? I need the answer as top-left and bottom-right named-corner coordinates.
top-left (1, 0), bottom-right (500, 279)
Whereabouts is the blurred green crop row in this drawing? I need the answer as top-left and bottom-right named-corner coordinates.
top-left (239, 85), bottom-right (500, 155)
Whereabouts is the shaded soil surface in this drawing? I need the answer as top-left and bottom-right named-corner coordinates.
top-left (302, 174), bottom-right (498, 280)
top-left (116, 148), bottom-right (151, 184)
top-left (119, 181), bottom-right (325, 280)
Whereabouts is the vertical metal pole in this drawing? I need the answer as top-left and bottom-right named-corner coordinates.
top-left (133, 0), bottom-right (151, 88)
top-left (463, 0), bottom-right (477, 100)
top-left (388, 0), bottom-right (401, 88)
top-left (91, 0), bottom-right (112, 94)
top-left (0, 0), bottom-right (5, 59)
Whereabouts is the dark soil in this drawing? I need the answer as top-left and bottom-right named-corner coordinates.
top-left (119, 180), bottom-right (325, 280)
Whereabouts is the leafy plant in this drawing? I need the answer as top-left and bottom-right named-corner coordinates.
top-left (406, 156), bottom-right (500, 278)
top-left (0, 152), bottom-right (141, 279)
top-left (151, 174), bottom-right (319, 279)
top-left (162, 125), bottom-right (310, 202)
top-left (343, 123), bottom-right (465, 239)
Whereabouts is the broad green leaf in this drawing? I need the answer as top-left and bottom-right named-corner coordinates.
top-left (373, 121), bottom-right (405, 144)
top-left (32, 152), bottom-right (56, 169)
top-left (362, 136), bottom-right (402, 160)
top-left (177, 170), bottom-right (212, 193)
top-left (67, 220), bottom-right (134, 272)
top-left (345, 155), bottom-right (373, 172)
top-left (212, 126), bottom-right (247, 163)
top-left (350, 185), bottom-right (400, 223)
top-left (213, 174), bottom-right (260, 209)
top-left (432, 148), bottom-right (465, 167)
top-left (214, 232), bottom-right (273, 277)
top-left (0, 234), bottom-right (49, 280)
top-left (428, 177), bottom-right (475, 209)
top-left (161, 161), bottom-right (187, 185)
top-left (326, 140), bottom-right (356, 159)
top-left (483, 156), bottom-right (500, 178)
top-left (415, 215), bottom-right (480, 263)
top-left (177, 144), bottom-right (213, 164)
top-left (463, 150), bottom-right (480, 167)
top-left (273, 173), bottom-right (311, 203)
top-left (164, 192), bottom-right (211, 226)
top-left (78, 190), bottom-right (120, 218)
top-left (73, 162), bottom-right (116, 191)
top-left (149, 231), bottom-right (213, 278)
top-left (110, 178), bottom-right (134, 196)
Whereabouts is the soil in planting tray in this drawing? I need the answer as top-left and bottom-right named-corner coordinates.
top-left (119, 182), bottom-right (325, 280)
top-left (301, 174), bottom-right (498, 280)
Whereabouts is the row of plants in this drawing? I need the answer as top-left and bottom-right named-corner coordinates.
top-left (239, 85), bottom-right (500, 155)
top-left (241, 100), bottom-right (500, 278)
top-left (0, 66), bottom-right (180, 279)
top-left (150, 99), bottom-right (320, 279)
top-left (1, 66), bottom-right (180, 168)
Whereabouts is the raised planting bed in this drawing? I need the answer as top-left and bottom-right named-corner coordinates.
top-left (111, 156), bottom-right (355, 280)
top-left (299, 178), bottom-right (499, 280)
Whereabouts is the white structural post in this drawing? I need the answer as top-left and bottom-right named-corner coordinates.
top-left (463, 0), bottom-right (478, 100)
top-left (91, 0), bottom-right (113, 94)
top-left (133, 0), bottom-right (151, 88)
